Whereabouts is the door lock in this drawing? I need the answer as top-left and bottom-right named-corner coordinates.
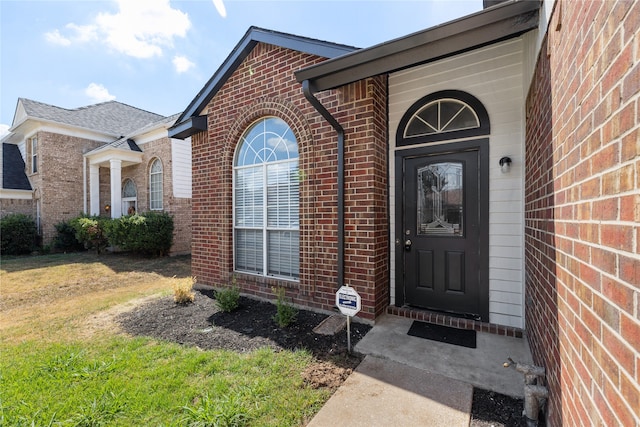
top-left (404, 239), bottom-right (412, 251)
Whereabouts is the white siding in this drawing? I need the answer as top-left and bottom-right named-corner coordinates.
top-left (171, 138), bottom-right (192, 198)
top-left (389, 38), bottom-right (526, 329)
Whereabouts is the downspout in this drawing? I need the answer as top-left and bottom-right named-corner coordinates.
top-left (302, 80), bottom-right (345, 288)
top-left (83, 156), bottom-right (87, 214)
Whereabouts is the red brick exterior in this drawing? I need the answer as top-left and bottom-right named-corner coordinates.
top-left (31, 131), bottom-right (104, 243)
top-left (526, 1), bottom-right (640, 425)
top-left (11, 129), bottom-right (191, 255)
top-left (116, 137), bottom-right (192, 255)
top-left (192, 42), bottom-right (388, 319)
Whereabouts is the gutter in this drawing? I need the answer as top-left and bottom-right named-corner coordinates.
top-left (301, 80), bottom-right (345, 288)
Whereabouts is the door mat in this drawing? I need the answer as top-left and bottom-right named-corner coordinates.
top-left (407, 321), bottom-right (477, 348)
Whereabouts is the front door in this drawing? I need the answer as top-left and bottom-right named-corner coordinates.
top-left (397, 144), bottom-right (488, 320)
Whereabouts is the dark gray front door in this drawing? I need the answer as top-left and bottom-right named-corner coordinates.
top-left (398, 145), bottom-right (488, 320)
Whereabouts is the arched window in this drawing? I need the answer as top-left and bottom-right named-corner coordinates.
top-left (234, 117), bottom-right (299, 279)
top-left (122, 178), bottom-right (137, 215)
top-left (397, 90), bottom-right (490, 146)
top-left (149, 159), bottom-right (163, 210)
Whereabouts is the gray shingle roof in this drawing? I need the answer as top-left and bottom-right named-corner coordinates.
top-left (105, 113), bottom-right (181, 152)
top-left (2, 143), bottom-right (32, 191)
top-left (19, 98), bottom-right (164, 137)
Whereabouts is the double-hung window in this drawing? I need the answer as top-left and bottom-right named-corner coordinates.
top-left (30, 136), bottom-right (38, 174)
top-left (234, 117), bottom-right (299, 280)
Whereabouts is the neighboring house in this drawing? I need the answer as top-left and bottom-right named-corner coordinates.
top-left (170, 0), bottom-right (639, 426)
top-left (1, 98), bottom-right (192, 254)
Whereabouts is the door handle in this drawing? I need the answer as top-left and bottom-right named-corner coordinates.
top-left (404, 239), bottom-right (412, 251)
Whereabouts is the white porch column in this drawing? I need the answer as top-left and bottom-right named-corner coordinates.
top-left (110, 159), bottom-right (122, 218)
top-left (89, 164), bottom-right (100, 216)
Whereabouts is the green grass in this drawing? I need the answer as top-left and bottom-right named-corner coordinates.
top-left (0, 253), bottom-right (331, 426)
top-left (1, 338), bottom-right (328, 426)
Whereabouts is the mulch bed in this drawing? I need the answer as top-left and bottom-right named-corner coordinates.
top-left (116, 287), bottom-right (531, 425)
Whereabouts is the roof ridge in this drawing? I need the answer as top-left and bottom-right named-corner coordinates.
top-left (20, 97), bottom-right (164, 119)
top-left (80, 100), bottom-right (164, 119)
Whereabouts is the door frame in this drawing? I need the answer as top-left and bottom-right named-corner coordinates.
top-left (394, 138), bottom-right (490, 321)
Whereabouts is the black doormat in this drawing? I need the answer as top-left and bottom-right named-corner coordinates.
top-left (407, 321), bottom-right (477, 348)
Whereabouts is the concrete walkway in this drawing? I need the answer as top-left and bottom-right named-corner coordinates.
top-left (308, 355), bottom-right (472, 426)
top-left (308, 314), bottom-right (533, 426)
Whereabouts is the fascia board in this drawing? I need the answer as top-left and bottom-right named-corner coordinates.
top-left (0, 189), bottom-right (33, 199)
top-left (86, 147), bottom-right (143, 165)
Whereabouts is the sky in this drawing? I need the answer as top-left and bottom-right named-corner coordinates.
top-left (0, 0), bottom-right (482, 137)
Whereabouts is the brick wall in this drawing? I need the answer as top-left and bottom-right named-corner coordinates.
top-left (24, 129), bottom-right (190, 254)
top-left (36, 131), bottom-right (104, 243)
top-left (525, 1), bottom-right (640, 426)
top-left (192, 42), bottom-right (388, 319)
top-left (117, 136), bottom-right (192, 255)
top-left (0, 198), bottom-right (33, 217)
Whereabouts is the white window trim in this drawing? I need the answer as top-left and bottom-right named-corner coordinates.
top-left (30, 136), bottom-right (38, 174)
top-left (122, 178), bottom-right (138, 215)
top-left (232, 117), bottom-right (300, 281)
top-left (149, 159), bottom-right (163, 211)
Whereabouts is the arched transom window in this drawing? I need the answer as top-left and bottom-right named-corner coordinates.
top-left (122, 178), bottom-right (137, 215)
top-left (123, 178), bottom-right (137, 198)
top-left (234, 117), bottom-right (299, 279)
top-left (397, 90), bottom-right (490, 146)
top-left (404, 99), bottom-right (479, 138)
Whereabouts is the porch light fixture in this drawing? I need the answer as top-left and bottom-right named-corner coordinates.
top-left (104, 204), bottom-right (111, 213)
top-left (499, 156), bottom-right (512, 173)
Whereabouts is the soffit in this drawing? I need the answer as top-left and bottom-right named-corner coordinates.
top-left (295, 0), bottom-right (540, 92)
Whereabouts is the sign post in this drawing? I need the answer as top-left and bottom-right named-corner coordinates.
top-left (336, 285), bottom-right (361, 353)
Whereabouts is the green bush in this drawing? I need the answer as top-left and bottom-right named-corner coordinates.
top-left (54, 219), bottom-right (85, 252)
top-left (216, 285), bottom-right (240, 313)
top-left (0, 214), bottom-right (37, 255)
top-left (272, 287), bottom-right (298, 328)
top-left (106, 212), bottom-right (173, 257)
top-left (70, 216), bottom-right (111, 254)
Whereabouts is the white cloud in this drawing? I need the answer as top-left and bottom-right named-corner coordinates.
top-left (96, 0), bottom-right (191, 58)
top-left (173, 55), bottom-right (195, 73)
top-left (85, 83), bottom-right (116, 103)
top-left (212, 0), bottom-right (227, 18)
top-left (45, 24), bottom-right (97, 46)
top-left (66, 23), bottom-right (98, 43)
top-left (44, 29), bottom-right (71, 46)
top-left (0, 124), bottom-right (10, 138)
top-left (44, 0), bottom-right (191, 59)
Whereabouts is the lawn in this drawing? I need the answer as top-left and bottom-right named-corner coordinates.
top-left (0, 253), bottom-right (331, 426)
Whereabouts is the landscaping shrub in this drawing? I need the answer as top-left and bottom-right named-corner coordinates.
top-left (173, 276), bottom-right (196, 305)
top-left (106, 212), bottom-right (173, 256)
top-left (0, 213), bottom-right (37, 255)
top-left (70, 215), bottom-right (110, 254)
top-left (272, 287), bottom-right (298, 327)
top-left (216, 277), bottom-right (240, 312)
top-left (53, 219), bottom-right (85, 252)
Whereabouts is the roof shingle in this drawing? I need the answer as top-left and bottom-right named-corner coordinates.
top-left (19, 98), bottom-right (164, 137)
top-left (2, 143), bottom-right (32, 191)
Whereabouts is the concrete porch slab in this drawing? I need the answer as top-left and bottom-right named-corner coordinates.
top-left (354, 314), bottom-right (534, 398)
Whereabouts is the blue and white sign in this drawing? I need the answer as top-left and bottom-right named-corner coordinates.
top-left (336, 285), bottom-right (361, 317)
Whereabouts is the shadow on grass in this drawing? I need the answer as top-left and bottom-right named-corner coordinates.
top-left (0, 251), bottom-right (191, 278)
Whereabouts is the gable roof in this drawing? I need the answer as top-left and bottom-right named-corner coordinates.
top-left (2, 143), bottom-right (32, 191)
top-left (169, 26), bottom-right (358, 139)
top-left (295, 0), bottom-right (540, 92)
top-left (15, 98), bottom-right (164, 137)
top-left (100, 113), bottom-right (181, 153)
